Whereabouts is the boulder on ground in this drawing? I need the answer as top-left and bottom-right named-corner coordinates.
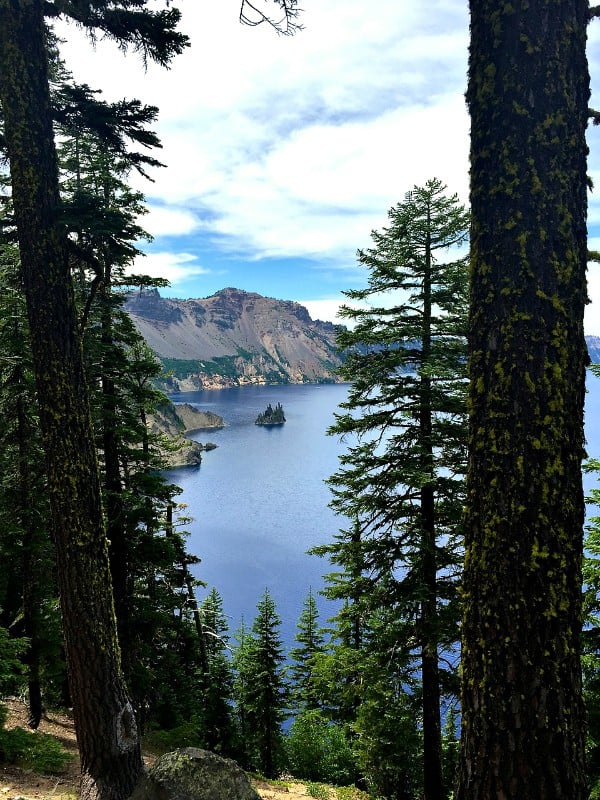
top-left (130, 748), bottom-right (261, 800)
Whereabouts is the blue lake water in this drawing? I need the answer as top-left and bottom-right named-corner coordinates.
top-left (168, 371), bottom-right (600, 649)
top-left (585, 369), bottom-right (600, 510)
top-left (167, 383), bottom-right (349, 646)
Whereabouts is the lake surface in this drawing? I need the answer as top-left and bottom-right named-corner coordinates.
top-left (169, 372), bottom-right (600, 649)
top-left (167, 383), bottom-right (349, 646)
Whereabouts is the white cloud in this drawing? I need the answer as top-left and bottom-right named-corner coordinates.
top-left (53, 0), bottom-right (470, 265)
top-left (588, 241), bottom-right (600, 335)
top-left (126, 252), bottom-right (210, 284)
top-left (52, 0), bottom-right (600, 332)
top-left (297, 298), bottom-right (347, 325)
top-left (142, 205), bottom-right (200, 237)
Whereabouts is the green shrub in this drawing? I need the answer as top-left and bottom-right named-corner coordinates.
top-left (307, 782), bottom-right (332, 800)
top-left (335, 787), bottom-right (373, 800)
top-left (0, 726), bottom-right (73, 773)
top-left (0, 626), bottom-right (27, 696)
top-left (285, 710), bottom-right (356, 786)
top-left (143, 721), bottom-right (201, 755)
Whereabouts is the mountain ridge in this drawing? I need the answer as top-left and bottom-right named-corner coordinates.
top-left (124, 287), bottom-right (600, 391)
top-left (588, 335), bottom-right (600, 364)
top-left (124, 287), bottom-right (344, 390)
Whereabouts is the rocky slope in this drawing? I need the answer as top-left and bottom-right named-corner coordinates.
top-left (148, 403), bottom-right (224, 468)
top-left (588, 336), bottom-right (600, 364)
top-left (0, 698), bottom-right (347, 800)
top-left (124, 287), bottom-right (343, 390)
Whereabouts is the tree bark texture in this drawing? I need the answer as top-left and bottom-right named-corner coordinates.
top-left (0, 3), bottom-right (143, 799)
top-left (457, 1), bottom-right (589, 798)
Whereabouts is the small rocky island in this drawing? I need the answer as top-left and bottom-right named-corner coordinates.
top-left (148, 402), bottom-right (224, 467)
top-left (255, 402), bottom-right (286, 426)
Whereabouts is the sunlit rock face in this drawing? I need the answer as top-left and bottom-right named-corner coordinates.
top-left (124, 287), bottom-right (344, 389)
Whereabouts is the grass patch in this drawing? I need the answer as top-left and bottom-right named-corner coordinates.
top-left (0, 726), bottom-right (73, 774)
top-left (307, 783), bottom-right (332, 800)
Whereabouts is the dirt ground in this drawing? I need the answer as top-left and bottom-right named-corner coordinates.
top-left (0, 699), bottom-right (320, 800)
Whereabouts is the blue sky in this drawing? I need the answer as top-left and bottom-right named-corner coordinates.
top-left (56, 1), bottom-right (600, 331)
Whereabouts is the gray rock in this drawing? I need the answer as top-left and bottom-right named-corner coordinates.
top-left (130, 748), bottom-right (261, 800)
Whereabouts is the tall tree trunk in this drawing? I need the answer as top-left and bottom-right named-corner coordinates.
top-left (457, 1), bottom-right (589, 798)
top-left (0, 4), bottom-right (143, 799)
top-left (420, 219), bottom-right (443, 800)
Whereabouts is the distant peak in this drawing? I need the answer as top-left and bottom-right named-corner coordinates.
top-left (214, 287), bottom-right (259, 298)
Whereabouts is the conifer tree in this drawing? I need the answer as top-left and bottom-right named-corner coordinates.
top-left (582, 414), bottom-right (600, 797)
top-left (289, 588), bottom-right (326, 711)
top-left (457, 3), bottom-right (590, 796)
top-left (234, 590), bottom-right (288, 777)
top-left (0, 5), bottom-right (187, 798)
top-left (52, 65), bottom-right (205, 730)
top-left (195, 588), bottom-right (235, 755)
top-left (0, 245), bottom-right (60, 727)
top-left (322, 179), bottom-right (469, 800)
top-left (232, 619), bottom-right (252, 764)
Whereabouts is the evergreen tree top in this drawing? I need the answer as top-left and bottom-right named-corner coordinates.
top-left (45, 1), bottom-right (190, 68)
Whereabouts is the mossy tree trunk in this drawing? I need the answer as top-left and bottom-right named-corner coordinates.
top-left (457, 1), bottom-right (589, 797)
top-left (0, 4), bottom-right (143, 799)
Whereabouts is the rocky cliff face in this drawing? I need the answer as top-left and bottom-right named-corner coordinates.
top-left (124, 287), bottom-right (343, 390)
top-left (147, 403), bottom-right (224, 468)
top-left (588, 336), bottom-right (600, 365)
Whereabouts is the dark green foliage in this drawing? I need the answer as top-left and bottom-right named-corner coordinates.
top-left (316, 179), bottom-right (468, 800)
top-left (0, 628), bottom-right (27, 699)
top-left (0, 1), bottom-right (188, 795)
top-left (441, 705), bottom-right (459, 797)
top-left (255, 403), bottom-right (286, 426)
top-left (285, 710), bottom-right (356, 786)
top-left (45, 1), bottom-right (189, 67)
top-left (583, 420), bottom-right (600, 796)
top-left (143, 721), bottom-right (201, 755)
top-left (54, 62), bottom-right (207, 734)
top-left (233, 591), bottom-right (288, 777)
top-left (0, 245), bottom-right (66, 723)
top-left (288, 589), bottom-right (326, 711)
top-left (0, 721), bottom-right (73, 774)
top-left (194, 588), bottom-right (235, 755)
top-left (160, 358), bottom-right (205, 380)
top-left (1, 33), bottom-right (206, 757)
top-left (353, 673), bottom-right (421, 800)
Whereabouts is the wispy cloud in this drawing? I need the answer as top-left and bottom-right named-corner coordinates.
top-left (126, 252), bottom-right (210, 285)
top-left (54, 0), bottom-right (470, 265)
top-left (53, 0), bottom-right (600, 332)
top-left (142, 205), bottom-right (200, 237)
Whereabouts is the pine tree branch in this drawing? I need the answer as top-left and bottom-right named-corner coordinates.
top-left (46, 2), bottom-right (189, 66)
top-left (589, 5), bottom-right (600, 20)
top-left (239, 0), bottom-right (303, 35)
top-left (79, 270), bottom-right (102, 333)
top-left (590, 108), bottom-right (600, 126)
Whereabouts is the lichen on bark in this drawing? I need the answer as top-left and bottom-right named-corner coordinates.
top-left (0, 2), bottom-right (143, 799)
top-left (457, 1), bottom-right (589, 798)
